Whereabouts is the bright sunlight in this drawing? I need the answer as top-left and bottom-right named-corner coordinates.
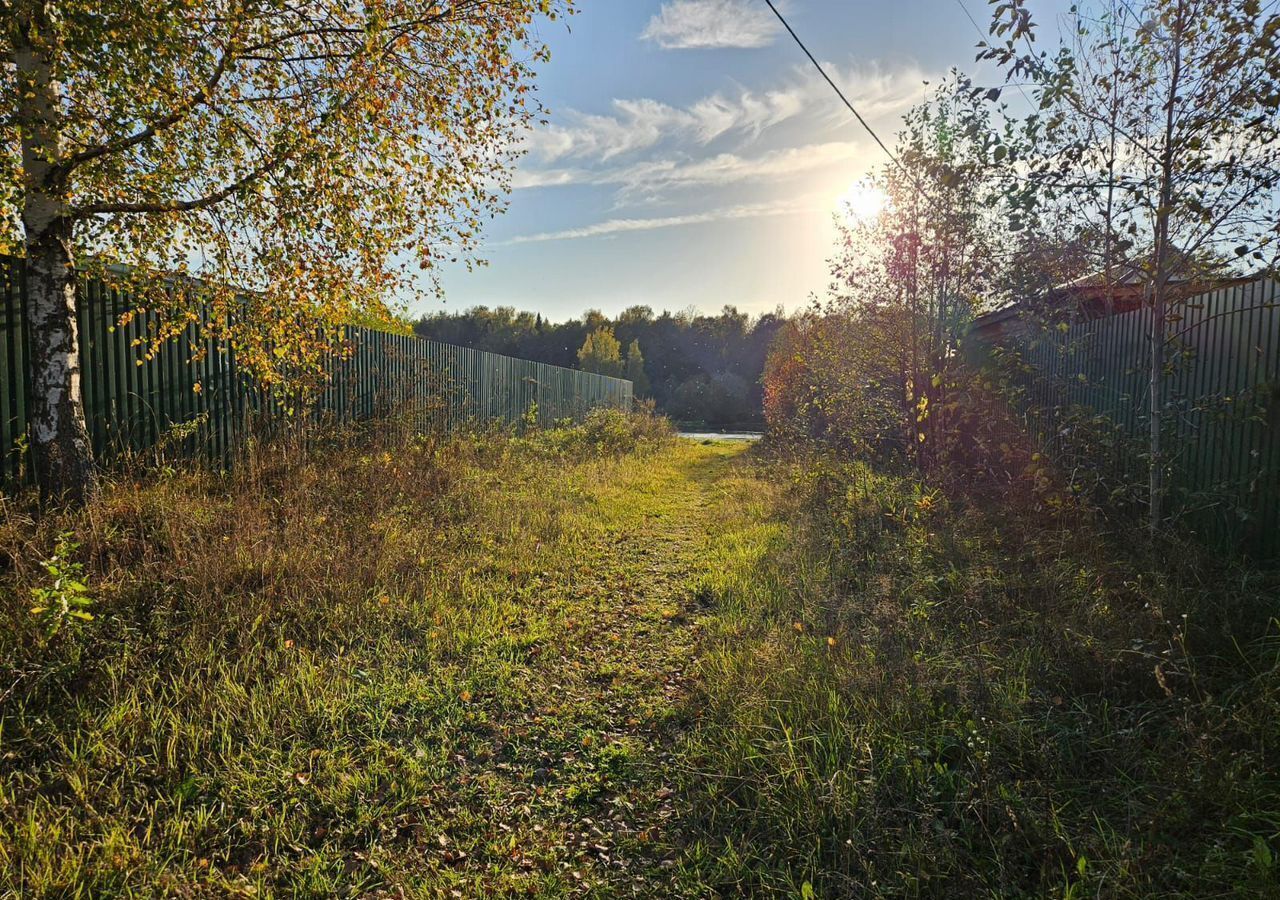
top-left (5, 2), bottom-right (1279, 897)
top-left (837, 180), bottom-right (887, 222)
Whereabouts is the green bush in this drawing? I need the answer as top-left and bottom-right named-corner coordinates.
top-left (526, 408), bottom-right (672, 459)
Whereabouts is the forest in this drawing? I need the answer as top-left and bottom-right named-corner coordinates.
top-left (413, 305), bottom-right (783, 427)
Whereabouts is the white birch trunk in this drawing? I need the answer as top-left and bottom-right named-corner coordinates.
top-left (14, 0), bottom-right (96, 503)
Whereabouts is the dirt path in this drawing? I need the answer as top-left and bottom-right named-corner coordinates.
top-left (429, 440), bottom-right (751, 897)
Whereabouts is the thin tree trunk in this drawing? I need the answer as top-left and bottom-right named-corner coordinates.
top-left (14, 0), bottom-right (97, 504)
top-left (1148, 275), bottom-right (1167, 529)
top-left (25, 218), bottom-right (95, 503)
top-left (1149, 2), bottom-right (1184, 533)
top-left (1102, 42), bottom-right (1120, 317)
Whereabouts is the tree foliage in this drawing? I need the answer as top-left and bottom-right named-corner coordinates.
top-left (3, 0), bottom-right (567, 499)
top-left (765, 76), bottom-right (1019, 471)
top-left (625, 338), bottom-right (650, 398)
top-left (764, 0), bottom-right (1280, 531)
top-left (985, 0), bottom-right (1280, 524)
top-left (577, 325), bottom-right (623, 378)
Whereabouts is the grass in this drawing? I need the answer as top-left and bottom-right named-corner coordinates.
top-left (673, 448), bottom-right (1280, 897)
top-left (0, 411), bottom-right (734, 897)
top-left (3, 413), bottom-right (1278, 897)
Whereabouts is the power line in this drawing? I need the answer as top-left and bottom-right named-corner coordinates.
top-left (761, 0), bottom-right (928, 201)
top-left (953, 0), bottom-right (990, 43)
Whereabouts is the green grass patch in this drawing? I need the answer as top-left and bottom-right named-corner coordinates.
top-left (0, 418), bottom-right (738, 897)
top-left (675, 449), bottom-right (1280, 897)
top-left (6, 423), bottom-right (1274, 897)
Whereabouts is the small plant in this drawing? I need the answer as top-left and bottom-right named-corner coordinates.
top-left (29, 533), bottom-right (95, 637)
top-left (521, 400), bottom-right (539, 433)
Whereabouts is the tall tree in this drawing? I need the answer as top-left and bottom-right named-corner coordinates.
top-left (624, 338), bottom-right (649, 398)
top-left (577, 325), bottom-right (623, 378)
top-left (987, 0), bottom-right (1280, 527)
top-left (2, 0), bottom-right (565, 503)
top-left (819, 78), bottom-right (1014, 466)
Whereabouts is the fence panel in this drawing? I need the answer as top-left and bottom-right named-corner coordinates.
top-left (0, 258), bottom-right (632, 488)
top-left (979, 278), bottom-right (1280, 557)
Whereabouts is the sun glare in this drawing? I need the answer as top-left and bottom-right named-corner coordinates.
top-left (837, 181), bottom-right (887, 222)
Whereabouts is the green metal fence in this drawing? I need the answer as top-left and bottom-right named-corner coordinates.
top-left (1, 257), bottom-right (632, 486)
top-left (981, 278), bottom-right (1279, 557)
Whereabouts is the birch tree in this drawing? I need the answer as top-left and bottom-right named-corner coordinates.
top-left (577, 326), bottom-right (623, 378)
top-left (986, 0), bottom-right (1280, 527)
top-left (2, 0), bottom-right (565, 503)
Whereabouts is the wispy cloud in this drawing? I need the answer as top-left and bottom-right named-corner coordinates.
top-left (505, 59), bottom-right (932, 253)
top-left (523, 63), bottom-right (928, 168)
top-left (526, 91), bottom-right (803, 164)
top-left (515, 141), bottom-right (867, 195)
top-left (512, 168), bottom-right (584, 190)
top-left (505, 199), bottom-right (817, 244)
top-left (641, 0), bottom-right (782, 50)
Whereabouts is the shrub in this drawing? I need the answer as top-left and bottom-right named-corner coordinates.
top-left (526, 408), bottom-right (672, 459)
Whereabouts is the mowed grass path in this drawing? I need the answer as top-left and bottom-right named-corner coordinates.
top-left (426, 438), bottom-right (757, 896)
top-left (1, 435), bottom-right (776, 897)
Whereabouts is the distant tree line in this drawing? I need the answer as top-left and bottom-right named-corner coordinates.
top-left (413, 305), bottom-right (785, 426)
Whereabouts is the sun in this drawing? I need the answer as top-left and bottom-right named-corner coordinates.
top-left (837, 181), bottom-right (887, 222)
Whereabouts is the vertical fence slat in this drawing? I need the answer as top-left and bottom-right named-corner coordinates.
top-left (998, 278), bottom-right (1279, 557)
top-left (1, 259), bottom-right (632, 494)
top-left (2, 260), bottom-right (19, 483)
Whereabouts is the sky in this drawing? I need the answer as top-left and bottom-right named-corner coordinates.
top-left (426, 0), bottom-right (1067, 323)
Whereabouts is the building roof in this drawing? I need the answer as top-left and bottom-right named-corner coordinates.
top-left (970, 261), bottom-right (1255, 340)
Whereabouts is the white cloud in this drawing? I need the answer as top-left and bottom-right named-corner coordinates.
top-left (525, 91), bottom-right (800, 164)
top-left (641, 0), bottom-right (782, 50)
top-left (504, 60), bottom-right (935, 250)
top-left (518, 141), bottom-right (867, 196)
top-left (522, 63), bottom-right (928, 168)
top-left (512, 168), bottom-right (584, 190)
top-left (622, 141), bottom-right (867, 193)
top-left (506, 198), bottom-right (817, 244)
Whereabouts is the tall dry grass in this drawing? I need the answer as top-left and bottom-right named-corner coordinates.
top-left (0, 408), bottom-right (671, 895)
